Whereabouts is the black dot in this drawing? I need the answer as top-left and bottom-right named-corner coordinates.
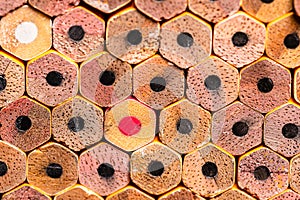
top-left (15, 116), bottom-right (32, 132)
top-left (204, 75), bottom-right (221, 90)
top-left (176, 118), bottom-right (193, 134)
top-left (97, 163), bottom-right (115, 178)
top-left (68, 25), bottom-right (85, 42)
top-left (177, 32), bottom-right (194, 48)
top-left (46, 71), bottom-right (63, 87)
top-left (232, 32), bottom-right (249, 47)
top-left (0, 161), bottom-right (8, 176)
top-left (202, 162), bottom-right (218, 178)
top-left (282, 123), bottom-right (298, 139)
top-left (232, 121), bottom-right (249, 137)
top-left (284, 33), bottom-right (299, 49)
top-left (67, 116), bottom-right (85, 132)
top-left (46, 163), bottom-right (63, 179)
top-left (148, 160), bottom-right (164, 177)
top-left (99, 70), bottom-right (116, 86)
top-left (261, 0), bottom-right (274, 3)
top-left (254, 166), bottom-right (270, 180)
top-left (257, 77), bottom-right (273, 93)
top-left (0, 75), bottom-right (7, 92)
top-left (150, 77), bottom-right (166, 92)
top-left (126, 30), bottom-right (142, 45)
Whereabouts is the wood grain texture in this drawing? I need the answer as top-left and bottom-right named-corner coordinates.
top-left (107, 186), bottom-right (154, 200)
top-left (2, 184), bottom-right (50, 200)
top-left (54, 185), bottom-right (103, 200)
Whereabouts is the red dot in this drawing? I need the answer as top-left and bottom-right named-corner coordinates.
top-left (118, 116), bottom-right (142, 136)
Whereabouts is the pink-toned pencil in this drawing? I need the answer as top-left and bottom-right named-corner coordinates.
top-left (2, 184), bottom-right (50, 200)
top-left (270, 189), bottom-right (300, 200)
top-left (0, 0), bottom-right (26, 16)
top-left (106, 186), bottom-right (154, 200)
top-left (295, 0), bottom-right (300, 16)
top-left (83, 0), bottom-right (131, 14)
top-left (290, 154), bottom-right (300, 194)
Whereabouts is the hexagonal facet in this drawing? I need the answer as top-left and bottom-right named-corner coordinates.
top-left (160, 12), bottom-right (212, 69)
top-left (0, 0), bottom-right (26, 16)
top-left (290, 154), bottom-right (300, 194)
top-left (158, 187), bottom-right (205, 200)
top-left (0, 97), bottom-right (51, 152)
top-left (0, 141), bottom-right (26, 193)
top-left (27, 50), bottom-right (78, 107)
top-left (0, 51), bottom-right (24, 107)
top-left (133, 55), bottom-right (185, 110)
top-left (212, 102), bottom-right (264, 156)
top-left (79, 142), bottom-right (130, 196)
top-left (104, 99), bottom-right (156, 151)
top-left (182, 143), bottom-right (235, 197)
top-left (80, 52), bottom-right (132, 107)
top-left (52, 96), bottom-right (103, 152)
top-left (189, 0), bottom-right (240, 23)
top-left (159, 99), bottom-right (211, 154)
top-left (2, 184), bottom-right (50, 200)
top-left (242, 0), bottom-right (292, 23)
top-left (0, 5), bottom-right (51, 61)
top-left (29, 0), bottom-right (80, 17)
top-left (264, 103), bottom-right (300, 157)
top-left (294, 68), bottom-right (300, 103)
top-left (27, 142), bottom-right (78, 196)
top-left (239, 57), bottom-right (291, 113)
top-left (214, 12), bottom-right (265, 68)
top-left (135, 0), bottom-right (187, 21)
top-left (131, 142), bottom-right (182, 195)
top-left (106, 8), bottom-right (159, 64)
top-left (238, 147), bottom-right (289, 199)
top-left (187, 56), bottom-right (239, 111)
top-left (83, 0), bottom-right (130, 13)
top-left (270, 189), bottom-right (300, 200)
top-left (266, 13), bottom-right (300, 68)
top-left (106, 186), bottom-right (154, 200)
top-left (53, 7), bottom-right (105, 62)
top-left (212, 188), bottom-right (255, 200)
top-left (54, 185), bottom-right (103, 200)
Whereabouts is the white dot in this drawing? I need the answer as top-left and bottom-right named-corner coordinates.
top-left (15, 22), bottom-right (38, 44)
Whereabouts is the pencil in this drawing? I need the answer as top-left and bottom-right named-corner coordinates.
top-left (54, 185), bottom-right (103, 200)
top-left (0, 0), bottom-right (26, 16)
top-left (52, 96), bottom-right (103, 152)
top-left (295, 0), bottom-right (300, 16)
top-left (158, 186), bottom-right (205, 200)
top-left (294, 67), bottom-right (300, 103)
top-left (0, 140), bottom-right (26, 193)
top-left (182, 143), bottom-right (235, 198)
top-left (159, 12), bottom-right (212, 69)
top-left (213, 11), bottom-right (265, 68)
top-left (27, 142), bottom-right (78, 196)
top-left (211, 187), bottom-right (255, 200)
top-left (239, 57), bottom-right (291, 113)
top-left (106, 186), bottom-right (154, 200)
top-left (0, 5), bottom-right (52, 61)
top-left (133, 55), bottom-right (185, 110)
top-left (80, 52), bottom-right (132, 107)
top-left (106, 7), bottom-right (160, 64)
top-left (131, 141), bottom-right (182, 195)
top-left (238, 147), bottom-right (289, 199)
top-left (290, 153), bottom-right (300, 194)
top-left (79, 142), bottom-right (130, 196)
top-left (159, 99), bottom-right (211, 154)
top-left (0, 97), bottom-right (51, 152)
top-left (83, 0), bottom-right (131, 14)
top-left (270, 189), bottom-right (300, 200)
top-left (2, 184), bottom-right (50, 200)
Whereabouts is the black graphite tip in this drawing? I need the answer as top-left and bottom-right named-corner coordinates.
top-left (257, 77), bottom-right (273, 93)
top-left (0, 161), bottom-right (8, 176)
top-left (261, 0), bottom-right (274, 3)
top-left (204, 75), bottom-right (221, 90)
top-left (97, 163), bottom-right (115, 178)
top-left (282, 123), bottom-right (298, 139)
top-left (254, 166), bottom-right (270, 180)
top-left (15, 115), bottom-right (32, 132)
top-left (99, 70), bottom-right (116, 86)
top-left (46, 163), bottom-right (63, 179)
top-left (0, 75), bottom-right (7, 92)
top-left (232, 32), bottom-right (249, 47)
top-left (46, 71), bottom-right (64, 87)
top-left (67, 116), bottom-right (85, 132)
top-left (176, 118), bottom-right (193, 134)
top-left (284, 33), bottom-right (299, 49)
top-left (150, 77), bottom-right (166, 92)
top-left (177, 32), bottom-right (194, 48)
top-left (126, 30), bottom-right (142, 45)
top-left (232, 121), bottom-right (249, 137)
top-left (68, 25), bottom-right (85, 42)
top-left (148, 160), bottom-right (164, 177)
top-left (202, 161), bottom-right (218, 178)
